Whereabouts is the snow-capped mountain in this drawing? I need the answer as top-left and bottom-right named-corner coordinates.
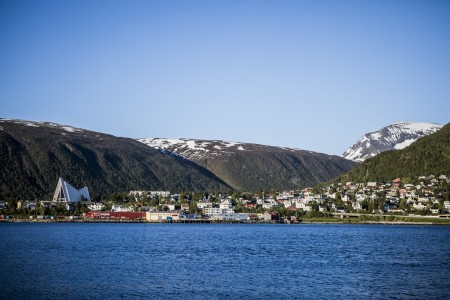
top-left (138, 138), bottom-right (356, 191)
top-left (343, 122), bottom-right (443, 162)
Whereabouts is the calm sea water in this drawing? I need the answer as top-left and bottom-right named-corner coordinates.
top-left (1, 223), bottom-right (450, 299)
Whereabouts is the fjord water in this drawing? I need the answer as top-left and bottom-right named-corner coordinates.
top-left (2, 224), bottom-right (450, 299)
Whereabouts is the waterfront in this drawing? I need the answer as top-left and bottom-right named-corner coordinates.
top-left (1, 223), bottom-right (450, 299)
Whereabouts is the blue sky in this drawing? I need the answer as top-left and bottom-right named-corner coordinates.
top-left (1, 0), bottom-right (449, 155)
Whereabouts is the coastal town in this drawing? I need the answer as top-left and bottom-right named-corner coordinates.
top-left (1, 174), bottom-right (450, 224)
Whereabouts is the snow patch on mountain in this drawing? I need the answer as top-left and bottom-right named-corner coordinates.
top-left (343, 122), bottom-right (442, 162)
top-left (137, 138), bottom-right (247, 161)
top-left (61, 126), bottom-right (82, 133)
top-left (393, 139), bottom-right (416, 150)
top-left (0, 118), bottom-right (84, 133)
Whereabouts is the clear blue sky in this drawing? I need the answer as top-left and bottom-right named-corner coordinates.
top-left (1, 0), bottom-right (449, 155)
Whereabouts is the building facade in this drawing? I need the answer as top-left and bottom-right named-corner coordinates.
top-left (52, 177), bottom-right (91, 203)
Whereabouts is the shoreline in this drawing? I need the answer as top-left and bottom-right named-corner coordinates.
top-left (0, 219), bottom-right (447, 225)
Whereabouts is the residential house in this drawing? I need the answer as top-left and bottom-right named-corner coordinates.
top-left (352, 202), bottom-right (362, 211)
top-left (444, 201), bottom-right (450, 212)
top-left (262, 200), bottom-right (274, 209)
top-left (413, 202), bottom-right (427, 210)
top-left (196, 202), bottom-right (211, 209)
top-left (297, 203), bottom-right (312, 212)
top-left (181, 204), bottom-right (189, 212)
top-left (162, 204), bottom-right (176, 211)
top-left (87, 202), bottom-right (105, 211)
top-left (111, 204), bottom-right (133, 212)
top-left (220, 199), bottom-right (233, 209)
top-left (367, 182), bottom-right (377, 189)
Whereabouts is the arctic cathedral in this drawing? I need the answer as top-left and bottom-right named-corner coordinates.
top-left (52, 177), bottom-right (91, 203)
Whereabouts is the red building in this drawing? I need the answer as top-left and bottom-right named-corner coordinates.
top-left (83, 211), bottom-right (146, 220)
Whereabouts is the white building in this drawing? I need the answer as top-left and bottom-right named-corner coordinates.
top-left (52, 177), bottom-right (91, 203)
top-left (213, 213), bottom-right (250, 221)
top-left (162, 204), bottom-right (176, 211)
top-left (196, 202), bottom-right (211, 209)
top-left (220, 199), bottom-right (233, 209)
top-left (87, 202), bottom-right (105, 211)
top-left (203, 207), bottom-right (233, 216)
top-left (146, 212), bottom-right (179, 222)
top-left (444, 201), bottom-right (450, 212)
top-left (297, 203), bottom-right (312, 212)
top-left (413, 202), bottom-right (427, 210)
top-left (111, 205), bottom-right (133, 212)
top-left (352, 202), bottom-right (362, 210)
top-left (262, 201), bottom-right (274, 209)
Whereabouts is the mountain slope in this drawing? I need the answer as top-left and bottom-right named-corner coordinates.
top-left (343, 122), bottom-right (442, 162)
top-left (0, 119), bottom-right (231, 200)
top-left (335, 122), bottom-right (450, 183)
top-left (138, 138), bottom-right (357, 191)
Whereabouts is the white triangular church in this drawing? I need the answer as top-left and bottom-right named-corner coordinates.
top-left (52, 177), bottom-right (91, 203)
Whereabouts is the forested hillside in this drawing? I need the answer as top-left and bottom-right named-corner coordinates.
top-left (0, 119), bottom-right (231, 200)
top-left (138, 138), bottom-right (357, 191)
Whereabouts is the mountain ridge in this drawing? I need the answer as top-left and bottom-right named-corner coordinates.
top-left (138, 137), bottom-right (357, 191)
top-left (336, 122), bottom-right (450, 183)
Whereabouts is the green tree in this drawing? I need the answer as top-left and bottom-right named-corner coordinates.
top-left (189, 200), bottom-right (198, 214)
top-left (399, 198), bottom-right (407, 210)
